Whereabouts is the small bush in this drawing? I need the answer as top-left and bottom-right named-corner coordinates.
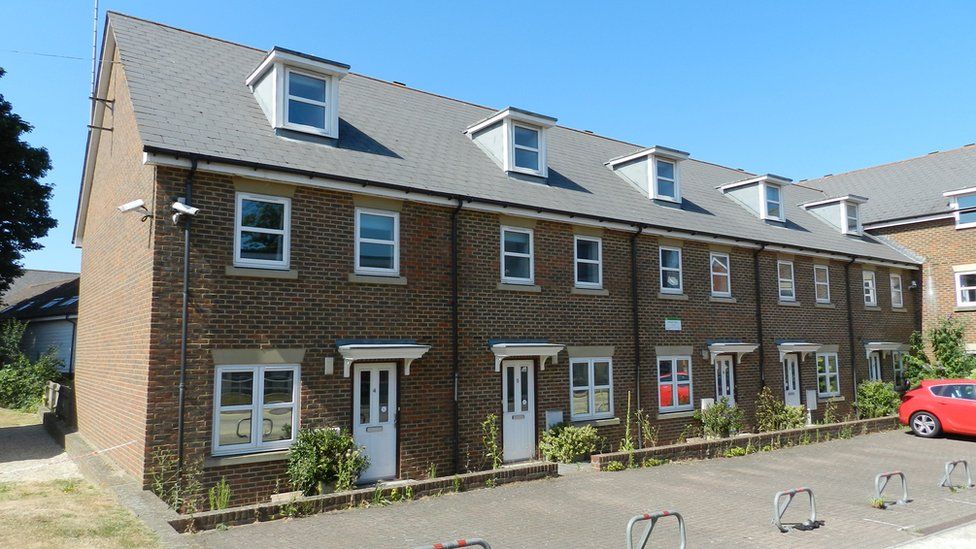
top-left (820, 401), bottom-right (838, 424)
top-left (538, 423), bottom-right (602, 463)
top-left (641, 457), bottom-right (668, 467)
top-left (693, 398), bottom-right (744, 438)
top-left (754, 387), bottom-right (806, 432)
top-left (855, 381), bottom-right (900, 419)
top-left (723, 446), bottom-right (748, 457)
top-left (604, 461), bottom-right (626, 472)
top-left (0, 319), bottom-right (62, 411)
top-left (208, 477), bottom-right (231, 511)
top-left (287, 428), bottom-right (369, 495)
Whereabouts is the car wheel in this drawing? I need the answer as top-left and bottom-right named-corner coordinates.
top-left (910, 411), bottom-right (941, 438)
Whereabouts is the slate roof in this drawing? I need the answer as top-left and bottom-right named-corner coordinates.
top-left (804, 144), bottom-right (976, 225)
top-left (0, 270), bottom-right (79, 309)
top-left (0, 278), bottom-right (79, 320)
top-left (100, 12), bottom-right (917, 265)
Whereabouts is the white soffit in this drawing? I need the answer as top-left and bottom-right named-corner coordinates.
top-left (707, 342), bottom-right (759, 365)
top-left (490, 343), bottom-right (564, 371)
top-left (337, 343), bottom-right (431, 377)
top-left (863, 341), bottom-right (910, 359)
top-left (777, 342), bottom-right (822, 362)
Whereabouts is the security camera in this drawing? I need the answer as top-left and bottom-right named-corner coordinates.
top-left (118, 199), bottom-right (146, 213)
top-left (171, 201), bottom-right (200, 216)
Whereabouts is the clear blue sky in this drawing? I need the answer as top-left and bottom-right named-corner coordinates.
top-left (3, 1), bottom-right (975, 273)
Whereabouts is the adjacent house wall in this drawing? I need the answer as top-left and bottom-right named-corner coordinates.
top-left (22, 320), bottom-right (75, 372)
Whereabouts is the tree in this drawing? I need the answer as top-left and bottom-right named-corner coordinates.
top-left (0, 67), bottom-right (57, 298)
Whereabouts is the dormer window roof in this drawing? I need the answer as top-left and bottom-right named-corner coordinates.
top-left (246, 47), bottom-right (350, 139)
top-left (800, 195), bottom-right (868, 235)
top-left (719, 174), bottom-right (792, 223)
top-left (606, 146), bottom-right (690, 204)
top-left (465, 107), bottom-right (556, 178)
top-left (944, 186), bottom-right (976, 229)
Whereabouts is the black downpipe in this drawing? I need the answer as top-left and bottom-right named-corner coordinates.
top-left (844, 258), bottom-right (858, 404)
top-left (176, 159), bottom-right (198, 485)
top-left (449, 198), bottom-right (463, 473)
top-left (752, 244), bottom-right (768, 387)
top-left (630, 225), bottom-right (644, 446)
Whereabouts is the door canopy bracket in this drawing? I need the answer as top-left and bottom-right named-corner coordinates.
top-left (490, 342), bottom-right (565, 372)
top-left (337, 343), bottom-right (432, 377)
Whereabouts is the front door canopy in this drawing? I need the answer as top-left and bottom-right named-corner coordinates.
top-left (707, 342), bottom-right (759, 365)
top-left (777, 342), bottom-right (822, 362)
top-left (337, 343), bottom-right (431, 377)
top-left (490, 342), bottom-right (565, 371)
top-left (863, 341), bottom-right (910, 360)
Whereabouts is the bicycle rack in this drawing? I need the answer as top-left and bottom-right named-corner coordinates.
top-left (939, 460), bottom-right (975, 489)
top-left (414, 539), bottom-right (491, 549)
top-left (874, 471), bottom-right (910, 506)
top-left (772, 487), bottom-right (820, 533)
top-left (625, 510), bottom-right (686, 549)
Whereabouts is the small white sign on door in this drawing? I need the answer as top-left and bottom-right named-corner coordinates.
top-left (664, 317), bottom-right (682, 331)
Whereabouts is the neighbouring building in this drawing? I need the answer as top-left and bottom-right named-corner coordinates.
top-left (1, 271), bottom-right (79, 373)
top-left (72, 12), bottom-right (921, 505)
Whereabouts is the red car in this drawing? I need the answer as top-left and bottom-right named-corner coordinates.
top-left (899, 379), bottom-right (976, 437)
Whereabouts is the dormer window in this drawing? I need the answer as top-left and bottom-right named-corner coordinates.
top-left (845, 203), bottom-right (860, 233)
top-left (944, 187), bottom-right (976, 230)
top-left (764, 184), bottom-right (782, 221)
top-left (800, 195), bottom-right (867, 235)
top-left (246, 47), bottom-right (349, 139)
top-left (606, 145), bottom-right (689, 204)
top-left (465, 107), bottom-right (556, 178)
top-left (719, 174), bottom-right (791, 223)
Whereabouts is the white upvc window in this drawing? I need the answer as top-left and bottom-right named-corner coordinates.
top-left (890, 273), bottom-right (904, 308)
top-left (570, 358), bottom-right (613, 420)
top-left (212, 364), bottom-right (300, 456)
top-left (659, 246), bottom-right (683, 294)
top-left (816, 353), bottom-right (841, 398)
top-left (777, 260), bottom-right (796, 301)
top-left (354, 208), bottom-right (400, 276)
top-left (658, 356), bottom-right (693, 412)
top-left (574, 235), bottom-right (603, 288)
top-left (953, 193), bottom-right (976, 229)
top-left (234, 192), bottom-right (291, 270)
top-left (893, 352), bottom-right (906, 388)
top-left (709, 252), bottom-right (731, 297)
top-left (653, 158), bottom-right (679, 202)
top-left (814, 265), bottom-right (831, 304)
top-left (511, 124), bottom-right (543, 175)
top-left (863, 270), bottom-right (878, 306)
top-left (957, 271), bottom-right (976, 306)
top-left (844, 203), bottom-right (861, 234)
top-left (500, 226), bottom-right (534, 284)
top-left (763, 184), bottom-right (783, 221)
top-left (284, 68), bottom-right (330, 134)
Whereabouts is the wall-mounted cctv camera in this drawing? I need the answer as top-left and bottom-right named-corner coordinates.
top-left (171, 201), bottom-right (200, 216)
top-left (118, 199), bottom-right (146, 213)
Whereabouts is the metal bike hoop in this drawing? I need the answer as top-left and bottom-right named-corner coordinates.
top-left (939, 460), bottom-right (975, 489)
top-left (874, 471), bottom-right (910, 506)
top-left (626, 510), bottom-right (686, 549)
top-left (414, 539), bottom-right (490, 549)
top-left (772, 487), bottom-right (819, 533)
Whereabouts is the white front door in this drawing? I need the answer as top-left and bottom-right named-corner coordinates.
top-left (783, 355), bottom-right (801, 407)
top-left (502, 360), bottom-right (535, 462)
top-left (715, 356), bottom-right (735, 404)
top-left (868, 352), bottom-right (882, 381)
top-left (353, 363), bottom-right (397, 483)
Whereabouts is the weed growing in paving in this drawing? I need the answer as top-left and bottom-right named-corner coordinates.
top-left (870, 497), bottom-right (887, 509)
top-left (641, 457), bottom-right (668, 467)
top-left (452, 475), bottom-right (462, 493)
top-left (604, 461), bottom-right (626, 472)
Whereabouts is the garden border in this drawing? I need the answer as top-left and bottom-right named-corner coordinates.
top-left (591, 416), bottom-right (900, 471)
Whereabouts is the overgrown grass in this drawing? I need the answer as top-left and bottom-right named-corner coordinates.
top-left (0, 407), bottom-right (38, 427)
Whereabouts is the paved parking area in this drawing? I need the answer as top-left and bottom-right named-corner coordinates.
top-left (196, 429), bottom-right (976, 548)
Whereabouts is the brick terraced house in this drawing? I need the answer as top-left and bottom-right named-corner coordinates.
top-left (73, 13), bottom-right (921, 505)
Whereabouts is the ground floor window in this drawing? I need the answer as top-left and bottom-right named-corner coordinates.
top-left (816, 353), bottom-right (840, 398)
top-left (212, 364), bottom-right (300, 455)
top-left (570, 358), bottom-right (613, 420)
top-left (658, 356), bottom-right (693, 412)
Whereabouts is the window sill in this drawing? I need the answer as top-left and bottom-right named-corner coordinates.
top-left (348, 273), bottom-right (407, 285)
top-left (955, 305), bottom-right (976, 312)
top-left (709, 296), bottom-right (736, 304)
top-left (205, 449), bottom-right (289, 469)
top-left (657, 292), bottom-right (689, 301)
top-left (571, 287), bottom-right (609, 296)
top-left (814, 302), bottom-right (836, 309)
top-left (777, 300), bottom-right (801, 307)
top-left (891, 307), bottom-right (908, 313)
top-left (863, 305), bottom-right (882, 312)
top-left (818, 396), bottom-right (845, 403)
top-left (572, 416), bottom-right (620, 427)
top-left (225, 266), bottom-right (298, 280)
top-left (657, 410), bottom-right (696, 419)
top-left (497, 282), bottom-right (542, 293)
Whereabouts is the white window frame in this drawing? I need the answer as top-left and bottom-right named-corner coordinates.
top-left (652, 158), bottom-right (679, 203)
top-left (212, 363), bottom-right (301, 456)
top-left (569, 357), bottom-right (614, 421)
top-left (893, 352), bottom-right (906, 388)
top-left (657, 356), bottom-right (694, 413)
top-left (282, 67), bottom-right (333, 136)
top-left (843, 202), bottom-right (861, 235)
top-left (354, 208), bottom-right (400, 276)
top-left (863, 270), bottom-right (878, 306)
top-left (659, 246), bottom-right (683, 294)
top-left (890, 273), bottom-right (904, 308)
top-left (762, 183), bottom-right (784, 222)
top-left (956, 270), bottom-right (976, 307)
top-left (709, 252), bottom-right (732, 297)
top-left (500, 226), bottom-right (534, 284)
top-left (573, 235), bottom-right (603, 289)
top-left (951, 192), bottom-right (976, 230)
top-left (816, 353), bottom-right (841, 398)
top-left (233, 192), bottom-right (291, 270)
top-left (814, 264), bottom-right (831, 304)
top-left (509, 123), bottom-right (544, 176)
top-left (777, 260), bottom-right (796, 302)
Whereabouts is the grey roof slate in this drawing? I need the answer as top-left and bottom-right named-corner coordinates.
top-left (105, 12), bottom-right (917, 264)
top-left (804, 144), bottom-right (976, 225)
top-left (0, 278), bottom-right (79, 319)
top-left (0, 270), bottom-right (79, 309)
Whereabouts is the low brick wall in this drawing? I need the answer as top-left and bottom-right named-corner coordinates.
top-left (170, 461), bottom-right (557, 532)
top-left (591, 416), bottom-right (901, 471)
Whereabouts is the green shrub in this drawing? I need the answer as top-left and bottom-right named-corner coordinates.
top-left (208, 477), bottom-right (231, 511)
top-left (723, 446), bottom-right (748, 457)
top-left (538, 423), bottom-right (602, 463)
top-left (481, 414), bottom-right (502, 470)
top-left (604, 461), bottom-right (626, 472)
top-left (693, 398), bottom-right (744, 438)
top-left (754, 387), bottom-right (806, 432)
top-left (641, 457), bottom-right (668, 467)
top-left (854, 381), bottom-right (900, 419)
top-left (0, 351), bottom-right (62, 411)
top-left (820, 401), bottom-right (838, 424)
top-left (906, 318), bottom-right (976, 386)
top-left (287, 428), bottom-right (369, 495)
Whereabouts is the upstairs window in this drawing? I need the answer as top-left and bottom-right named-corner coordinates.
top-left (764, 184), bottom-right (783, 221)
top-left (890, 273), bottom-right (904, 308)
top-left (355, 209), bottom-right (399, 276)
top-left (234, 192), bottom-right (291, 270)
top-left (957, 271), bottom-right (976, 307)
top-left (814, 265), bottom-right (831, 303)
top-left (512, 125), bottom-right (541, 173)
top-left (777, 260), bottom-right (795, 301)
top-left (659, 247), bottom-right (683, 294)
top-left (654, 159), bottom-right (678, 202)
top-left (863, 270), bottom-right (878, 306)
top-left (709, 252), bottom-right (731, 297)
top-left (574, 236), bottom-right (602, 288)
top-left (845, 203), bottom-right (860, 234)
top-left (501, 226), bottom-right (534, 284)
top-left (955, 193), bottom-right (976, 229)
top-left (285, 69), bottom-right (328, 132)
